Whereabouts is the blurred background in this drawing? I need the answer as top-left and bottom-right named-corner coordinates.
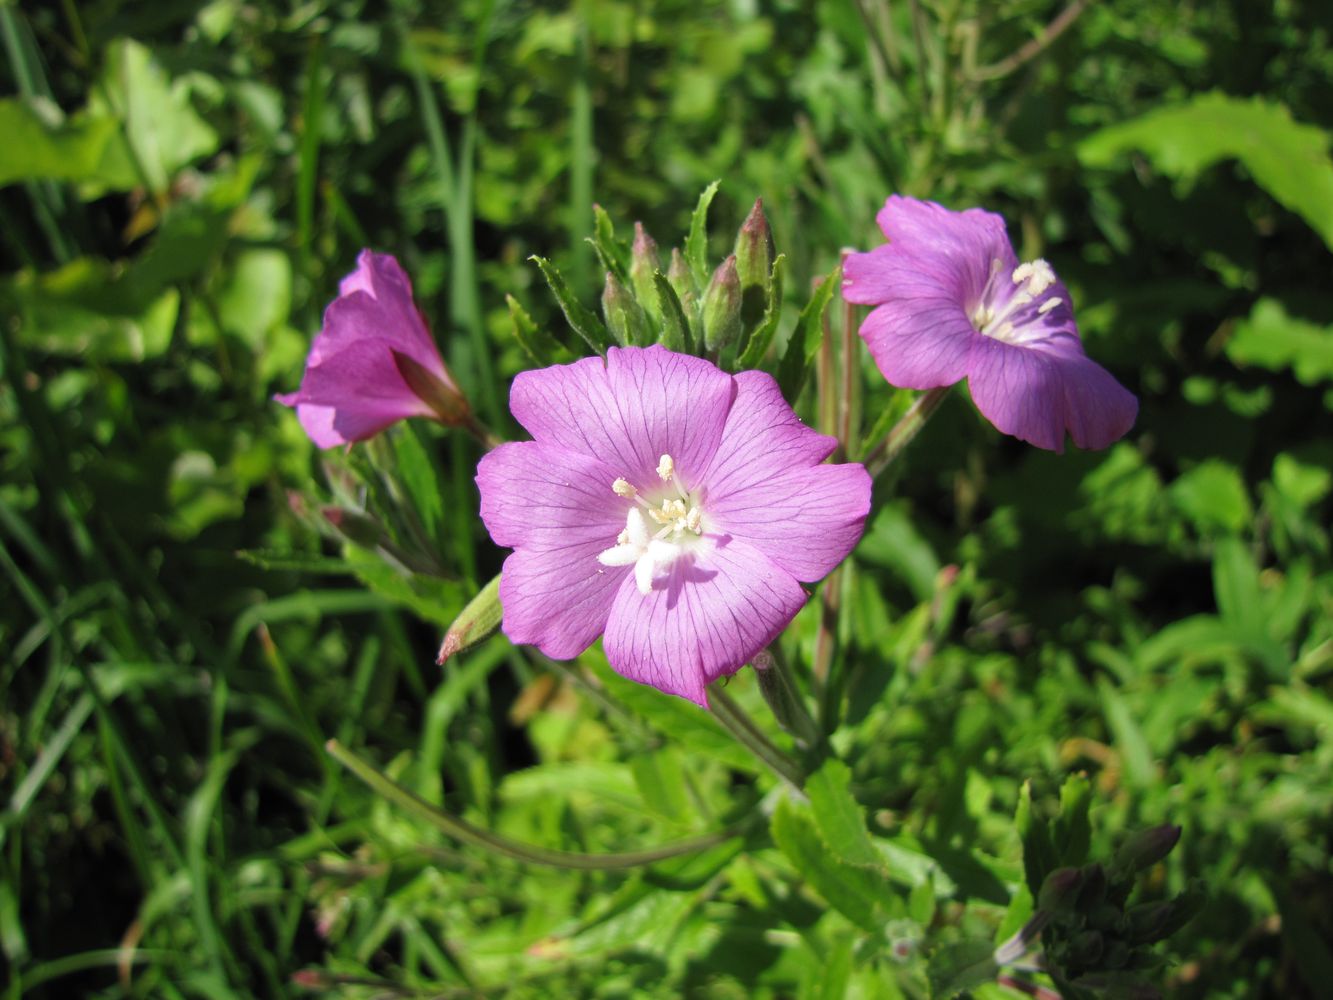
top-left (2, 0), bottom-right (1330, 996)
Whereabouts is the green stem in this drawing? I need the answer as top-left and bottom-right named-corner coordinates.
top-left (326, 740), bottom-right (739, 869)
top-left (706, 686), bottom-right (805, 790)
top-left (863, 385), bottom-right (951, 478)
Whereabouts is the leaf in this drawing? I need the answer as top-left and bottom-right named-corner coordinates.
top-left (88, 38), bottom-right (219, 194)
top-left (777, 263), bottom-right (841, 399)
top-left (1097, 678), bottom-right (1155, 789)
top-left (735, 253), bottom-right (787, 369)
top-left (1169, 461), bottom-right (1253, 535)
top-left (770, 797), bottom-right (885, 932)
top-left (805, 759), bottom-right (881, 868)
top-left (1226, 298), bottom-right (1333, 386)
top-left (589, 203), bottom-right (630, 283)
top-left (506, 293), bottom-right (568, 366)
top-left (0, 98), bottom-right (137, 189)
top-left (653, 272), bottom-right (694, 353)
top-left (1053, 773), bottom-right (1092, 868)
top-left (1015, 780), bottom-right (1057, 897)
top-left (392, 423), bottom-right (447, 548)
top-left (685, 179), bottom-right (721, 287)
top-left (529, 255), bottom-right (613, 353)
top-left (926, 938), bottom-right (998, 998)
top-left (1078, 92), bottom-right (1333, 251)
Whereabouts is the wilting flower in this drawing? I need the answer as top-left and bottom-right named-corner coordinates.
top-left (277, 250), bottom-right (466, 448)
top-left (476, 345), bottom-right (871, 705)
top-left (843, 196), bottom-right (1137, 452)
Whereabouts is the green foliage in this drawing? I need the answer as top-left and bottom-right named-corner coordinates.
top-left (2, 0), bottom-right (1332, 997)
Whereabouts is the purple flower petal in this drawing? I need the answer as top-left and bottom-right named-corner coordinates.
top-left (844, 195), bottom-right (1138, 452)
top-left (277, 250), bottom-right (461, 447)
top-left (701, 371), bottom-right (837, 497)
top-left (702, 371), bottom-right (872, 580)
top-left (509, 345), bottom-right (736, 488)
top-left (498, 543), bottom-right (624, 660)
top-left (967, 337), bottom-right (1139, 452)
top-left (601, 537), bottom-right (807, 705)
top-left (477, 441), bottom-right (625, 551)
top-left (708, 465), bottom-right (872, 582)
top-left (276, 339), bottom-right (436, 447)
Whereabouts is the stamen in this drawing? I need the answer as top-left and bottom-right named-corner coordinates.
top-left (656, 454), bottom-right (675, 481)
top-left (1012, 259), bottom-right (1055, 296)
top-left (612, 478), bottom-right (637, 498)
top-left (1038, 297), bottom-right (1062, 315)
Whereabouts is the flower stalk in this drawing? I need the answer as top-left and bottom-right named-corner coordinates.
top-left (706, 685), bottom-right (806, 790)
top-left (863, 385), bottom-right (952, 478)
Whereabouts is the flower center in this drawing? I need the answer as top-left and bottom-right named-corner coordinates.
top-left (597, 453), bottom-right (706, 594)
top-left (971, 257), bottom-right (1064, 344)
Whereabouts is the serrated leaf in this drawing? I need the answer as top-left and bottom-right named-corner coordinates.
top-left (777, 263), bottom-right (841, 399)
top-left (1078, 92), bottom-right (1333, 251)
top-left (685, 180), bottom-right (721, 287)
top-left (736, 253), bottom-right (787, 369)
top-left (771, 797), bottom-right (886, 932)
top-left (926, 938), bottom-right (998, 998)
top-left (805, 759), bottom-right (881, 868)
top-left (529, 255), bottom-right (614, 353)
top-left (506, 293), bottom-right (568, 366)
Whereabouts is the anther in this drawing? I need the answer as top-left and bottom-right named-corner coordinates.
top-left (1038, 297), bottom-right (1062, 315)
top-left (612, 478), bottom-right (637, 498)
top-left (656, 454), bottom-right (675, 481)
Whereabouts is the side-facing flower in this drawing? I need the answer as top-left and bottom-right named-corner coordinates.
top-left (476, 345), bottom-right (871, 705)
top-left (277, 250), bottom-right (467, 448)
top-left (843, 196), bottom-right (1137, 452)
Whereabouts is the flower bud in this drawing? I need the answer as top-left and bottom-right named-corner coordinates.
top-left (630, 223), bottom-right (662, 320)
top-left (1114, 824), bottom-right (1181, 876)
top-left (1076, 862), bottom-right (1108, 912)
top-left (734, 198), bottom-right (773, 292)
top-left (1068, 930), bottom-right (1104, 967)
top-left (752, 649), bottom-right (820, 747)
top-left (437, 574), bottom-right (503, 664)
top-left (668, 247), bottom-right (697, 314)
top-left (1038, 867), bottom-right (1084, 914)
top-left (734, 198), bottom-right (773, 335)
top-left (701, 254), bottom-right (742, 352)
top-left (601, 271), bottom-right (650, 346)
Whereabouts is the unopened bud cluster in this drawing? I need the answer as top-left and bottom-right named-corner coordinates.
top-left (1020, 825), bottom-right (1200, 999)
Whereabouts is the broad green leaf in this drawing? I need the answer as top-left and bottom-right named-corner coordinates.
top-left (1169, 460), bottom-right (1253, 535)
top-left (392, 423), bottom-right (448, 548)
top-left (0, 99), bottom-right (137, 189)
top-left (88, 38), bottom-right (219, 194)
top-left (1227, 298), bottom-right (1333, 386)
top-left (345, 547), bottom-right (465, 627)
top-left (1079, 93), bottom-right (1333, 251)
top-left (685, 180), bottom-right (721, 287)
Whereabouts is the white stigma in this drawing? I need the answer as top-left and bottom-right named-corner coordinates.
top-left (597, 454), bottom-right (705, 595)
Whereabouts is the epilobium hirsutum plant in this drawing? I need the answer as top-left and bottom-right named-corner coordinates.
top-left (284, 188), bottom-right (1190, 999)
top-left (475, 345), bottom-right (871, 705)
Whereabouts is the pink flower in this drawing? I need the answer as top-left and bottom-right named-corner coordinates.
top-left (843, 196), bottom-right (1137, 452)
top-left (277, 250), bottom-right (466, 448)
top-left (476, 346), bottom-right (871, 705)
